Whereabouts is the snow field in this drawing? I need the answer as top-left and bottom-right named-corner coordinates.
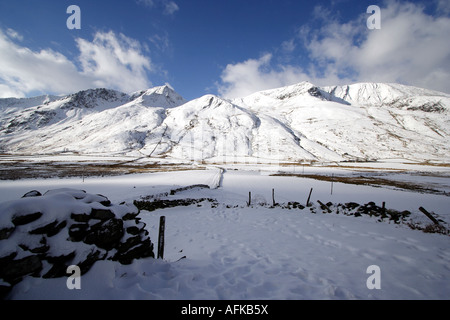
top-left (140, 204), bottom-right (450, 299)
top-left (2, 167), bottom-right (449, 299)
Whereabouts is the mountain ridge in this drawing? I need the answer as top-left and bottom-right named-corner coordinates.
top-left (0, 82), bottom-right (449, 163)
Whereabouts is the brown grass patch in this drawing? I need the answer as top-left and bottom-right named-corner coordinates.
top-left (271, 173), bottom-right (447, 195)
top-left (0, 161), bottom-right (205, 180)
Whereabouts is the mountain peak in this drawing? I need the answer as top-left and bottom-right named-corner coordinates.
top-left (130, 85), bottom-right (186, 109)
top-left (61, 88), bottom-right (128, 109)
top-left (255, 81), bottom-right (316, 100)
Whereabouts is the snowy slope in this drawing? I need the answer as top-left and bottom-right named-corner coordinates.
top-left (233, 82), bottom-right (450, 162)
top-left (156, 94), bottom-right (315, 162)
top-left (0, 86), bottom-right (186, 154)
top-left (0, 82), bottom-right (449, 162)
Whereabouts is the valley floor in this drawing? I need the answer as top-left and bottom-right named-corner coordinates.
top-left (1, 156), bottom-right (449, 300)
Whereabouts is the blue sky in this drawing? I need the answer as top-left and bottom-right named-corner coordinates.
top-left (0, 0), bottom-right (449, 99)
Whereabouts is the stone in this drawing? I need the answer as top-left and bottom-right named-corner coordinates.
top-left (29, 244), bottom-right (50, 254)
top-left (84, 218), bottom-right (124, 250)
top-left (96, 195), bottom-right (111, 207)
top-left (117, 235), bottom-right (141, 254)
top-left (0, 227), bottom-right (15, 240)
top-left (344, 202), bottom-right (360, 210)
top-left (18, 238), bottom-right (50, 254)
top-left (71, 212), bottom-right (91, 222)
top-left (90, 208), bottom-right (115, 220)
top-left (22, 190), bottom-right (42, 198)
top-left (122, 212), bottom-right (139, 220)
top-left (0, 252), bottom-right (18, 266)
top-left (68, 223), bottom-right (89, 242)
top-left (29, 220), bottom-right (67, 237)
top-left (0, 255), bottom-right (42, 283)
top-left (78, 249), bottom-right (106, 275)
top-left (12, 212), bottom-right (43, 226)
top-left (126, 226), bottom-right (141, 235)
top-left (43, 251), bottom-right (76, 278)
top-left (113, 238), bottom-right (154, 265)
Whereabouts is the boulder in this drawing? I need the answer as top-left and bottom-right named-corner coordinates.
top-left (11, 212), bottom-right (43, 226)
top-left (126, 226), bottom-right (141, 235)
top-left (43, 251), bottom-right (76, 278)
top-left (68, 223), bottom-right (90, 242)
top-left (0, 255), bottom-right (42, 284)
top-left (71, 213), bottom-right (91, 222)
top-left (90, 208), bottom-right (115, 220)
top-left (29, 220), bottom-right (67, 237)
top-left (0, 227), bottom-right (15, 240)
top-left (113, 238), bottom-right (154, 265)
top-left (18, 237), bottom-right (50, 254)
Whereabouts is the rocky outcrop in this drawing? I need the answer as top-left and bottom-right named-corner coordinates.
top-left (0, 189), bottom-right (154, 298)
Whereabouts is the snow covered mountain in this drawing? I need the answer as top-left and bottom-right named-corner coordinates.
top-left (232, 82), bottom-right (450, 162)
top-left (0, 82), bottom-right (449, 162)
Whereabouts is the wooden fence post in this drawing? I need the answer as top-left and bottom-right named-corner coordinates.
top-left (306, 188), bottom-right (313, 207)
top-left (419, 207), bottom-right (440, 225)
top-left (331, 174), bottom-right (334, 195)
top-left (247, 192), bottom-right (251, 207)
top-left (158, 216), bottom-right (166, 259)
top-left (272, 188), bottom-right (275, 207)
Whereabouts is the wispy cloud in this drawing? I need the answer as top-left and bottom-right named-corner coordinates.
top-left (149, 32), bottom-right (171, 52)
top-left (5, 28), bottom-right (23, 41)
top-left (217, 0), bottom-right (450, 98)
top-left (164, 1), bottom-right (179, 15)
top-left (0, 29), bottom-right (153, 98)
top-left (137, 0), bottom-right (179, 15)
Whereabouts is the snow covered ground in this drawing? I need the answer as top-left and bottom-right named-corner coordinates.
top-left (1, 163), bottom-right (449, 300)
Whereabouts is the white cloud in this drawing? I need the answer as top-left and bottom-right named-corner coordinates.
top-left (76, 31), bottom-right (152, 93)
top-left (0, 29), bottom-right (88, 98)
top-left (0, 29), bottom-right (153, 98)
top-left (0, 84), bottom-right (25, 98)
top-left (436, 0), bottom-right (450, 15)
top-left (217, 0), bottom-right (450, 98)
top-left (217, 54), bottom-right (311, 99)
top-left (305, 0), bottom-right (450, 93)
